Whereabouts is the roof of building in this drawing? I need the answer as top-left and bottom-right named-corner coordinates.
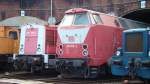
top-left (0, 16), bottom-right (48, 27)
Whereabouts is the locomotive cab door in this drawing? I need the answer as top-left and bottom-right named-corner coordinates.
top-left (24, 28), bottom-right (38, 54)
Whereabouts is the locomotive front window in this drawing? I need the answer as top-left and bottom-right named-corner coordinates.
top-left (125, 32), bottom-right (143, 52)
top-left (74, 13), bottom-right (89, 25)
top-left (60, 14), bottom-right (74, 26)
top-left (9, 31), bottom-right (18, 40)
top-left (59, 13), bottom-right (89, 26)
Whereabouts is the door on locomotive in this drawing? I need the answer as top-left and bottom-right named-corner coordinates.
top-left (15, 24), bottom-right (57, 73)
top-left (56, 8), bottom-right (123, 78)
top-left (111, 28), bottom-right (150, 79)
top-left (0, 26), bottom-right (20, 69)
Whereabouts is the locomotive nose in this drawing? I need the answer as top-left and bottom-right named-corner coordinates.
top-left (57, 44), bottom-right (89, 58)
top-left (57, 26), bottom-right (90, 58)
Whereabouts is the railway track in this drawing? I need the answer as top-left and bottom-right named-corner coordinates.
top-left (40, 78), bottom-right (123, 84)
top-left (0, 72), bottom-right (145, 84)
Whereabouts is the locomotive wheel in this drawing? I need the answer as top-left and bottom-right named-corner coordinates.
top-left (58, 74), bottom-right (73, 79)
top-left (83, 67), bottom-right (89, 79)
top-left (144, 80), bottom-right (150, 84)
top-left (83, 67), bottom-right (99, 79)
top-left (30, 66), bottom-right (36, 73)
top-left (30, 64), bottom-right (42, 74)
top-left (7, 63), bottom-right (14, 72)
top-left (31, 66), bottom-right (39, 74)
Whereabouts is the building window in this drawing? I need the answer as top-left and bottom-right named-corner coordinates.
top-left (1, 11), bottom-right (6, 20)
top-left (64, 0), bottom-right (85, 7)
top-left (139, 0), bottom-right (146, 8)
top-left (64, 0), bottom-right (74, 3)
top-left (20, 0), bottom-right (34, 9)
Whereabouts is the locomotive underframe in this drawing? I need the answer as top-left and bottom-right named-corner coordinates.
top-left (56, 58), bottom-right (108, 78)
top-left (111, 56), bottom-right (150, 79)
top-left (12, 54), bottom-right (56, 72)
top-left (0, 54), bottom-right (14, 70)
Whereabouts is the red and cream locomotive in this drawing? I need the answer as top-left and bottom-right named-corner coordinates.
top-left (56, 8), bottom-right (123, 78)
top-left (14, 23), bottom-right (57, 73)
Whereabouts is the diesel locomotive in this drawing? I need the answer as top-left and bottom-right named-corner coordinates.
top-left (56, 8), bottom-right (123, 78)
top-left (14, 24), bottom-right (57, 72)
top-left (0, 26), bottom-right (20, 70)
top-left (111, 28), bottom-right (150, 79)
top-left (56, 8), bottom-right (150, 78)
top-left (0, 16), bottom-right (49, 71)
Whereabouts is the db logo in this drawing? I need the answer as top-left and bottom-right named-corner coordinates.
top-left (68, 36), bottom-right (75, 42)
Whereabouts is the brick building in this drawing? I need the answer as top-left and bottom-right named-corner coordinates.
top-left (0, 0), bottom-right (150, 22)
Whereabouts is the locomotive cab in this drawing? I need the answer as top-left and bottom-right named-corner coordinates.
top-left (111, 28), bottom-right (150, 79)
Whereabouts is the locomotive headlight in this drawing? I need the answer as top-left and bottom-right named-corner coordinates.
top-left (59, 44), bottom-right (63, 49)
top-left (115, 48), bottom-right (122, 56)
top-left (116, 51), bottom-right (120, 56)
top-left (20, 48), bottom-right (23, 51)
top-left (82, 44), bottom-right (88, 49)
top-left (20, 44), bottom-right (24, 52)
top-left (82, 50), bottom-right (88, 56)
top-left (59, 49), bottom-right (63, 54)
top-left (37, 44), bottom-right (41, 51)
top-left (33, 58), bottom-right (38, 61)
top-left (148, 51), bottom-right (150, 57)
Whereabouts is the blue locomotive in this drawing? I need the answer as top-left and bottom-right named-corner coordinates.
top-left (111, 28), bottom-right (150, 79)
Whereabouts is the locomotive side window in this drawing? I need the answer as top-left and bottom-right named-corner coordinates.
top-left (125, 32), bottom-right (143, 52)
top-left (114, 19), bottom-right (120, 27)
top-left (92, 14), bottom-right (102, 24)
top-left (74, 13), bottom-right (89, 25)
top-left (9, 31), bottom-right (18, 40)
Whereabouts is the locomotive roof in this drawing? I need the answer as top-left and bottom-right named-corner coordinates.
top-left (0, 16), bottom-right (48, 27)
top-left (65, 8), bottom-right (109, 15)
top-left (65, 8), bottom-right (121, 18)
top-left (124, 28), bottom-right (150, 32)
top-left (64, 8), bottom-right (150, 30)
top-left (21, 23), bottom-right (57, 31)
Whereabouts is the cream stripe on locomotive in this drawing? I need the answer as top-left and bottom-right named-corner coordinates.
top-left (19, 25), bottom-right (26, 54)
top-left (58, 27), bottom-right (90, 44)
top-left (36, 25), bottom-right (45, 54)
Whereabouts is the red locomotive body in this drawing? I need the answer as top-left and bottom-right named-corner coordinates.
top-left (15, 24), bottom-right (57, 72)
top-left (56, 8), bottom-right (123, 78)
top-left (22, 25), bottom-right (57, 55)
